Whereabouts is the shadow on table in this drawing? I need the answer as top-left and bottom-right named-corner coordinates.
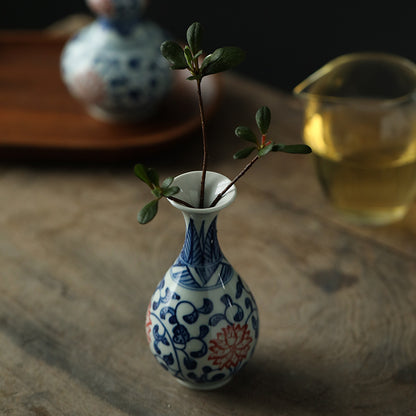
top-left (212, 356), bottom-right (334, 414)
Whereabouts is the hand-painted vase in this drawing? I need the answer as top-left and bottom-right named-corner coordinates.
top-left (145, 171), bottom-right (259, 390)
top-left (60, 0), bottom-right (172, 122)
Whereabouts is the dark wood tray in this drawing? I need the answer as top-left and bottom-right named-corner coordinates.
top-left (0, 31), bottom-right (221, 160)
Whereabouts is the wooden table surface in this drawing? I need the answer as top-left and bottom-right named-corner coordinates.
top-left (2, 72), bottom-right (416, 416)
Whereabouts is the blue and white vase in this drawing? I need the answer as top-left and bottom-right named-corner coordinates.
top-left (60, 0), bottom-right (172, 122)
top-left (145, 171), bottom-right (259, 390)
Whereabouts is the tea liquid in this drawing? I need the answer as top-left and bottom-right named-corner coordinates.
top-left (304, 110), bottom-right (416, 224)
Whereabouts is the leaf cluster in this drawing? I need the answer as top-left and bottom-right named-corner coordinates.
top-left (134, 164), bottom-right (180, 224)
top-left (234, 106), bottom-right (312, 160)
top-left (134, 23), bottom-right (313, 225)
top-left (160, 22), bottom-right (245, 81)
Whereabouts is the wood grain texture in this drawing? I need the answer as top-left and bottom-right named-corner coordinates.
top-left (1, 73), bottom-right (416, 416)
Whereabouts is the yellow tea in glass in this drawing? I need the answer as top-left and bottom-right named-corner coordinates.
top-left (294, 53), bottom-right (416, 225)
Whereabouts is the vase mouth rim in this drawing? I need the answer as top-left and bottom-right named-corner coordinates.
top-left (168, 170), bottom-right (236, 214)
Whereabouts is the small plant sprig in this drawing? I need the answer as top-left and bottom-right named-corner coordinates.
top-left (161, 22), bottom-right (245, 209)
top-left (209, 106), bottom-right (311, 208)
top-left (135, 22), bottom-right (311, 224)
top-left (134, 164), bottom-right (192, 224)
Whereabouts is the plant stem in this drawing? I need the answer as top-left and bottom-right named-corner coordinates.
top-left (209, 154), bottom-right (260, 208)
top-left (196, 78), bottom-right (208, 208)
top-left (167, 196), bottom-right (195, 208)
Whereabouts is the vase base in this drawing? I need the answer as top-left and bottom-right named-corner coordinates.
top-left (176, 377), bottom-right (232, 391)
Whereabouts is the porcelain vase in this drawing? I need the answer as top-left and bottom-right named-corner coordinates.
top-left (60, 0), bottom-right (172, 122)
top-left (145, 171), bottom-right (259, 390)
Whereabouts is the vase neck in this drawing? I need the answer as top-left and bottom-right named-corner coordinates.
top-left (170, 207), bottom-right (235, 290)
top-left (182, 210), bottom-right (219, 233)
top-left (172, 211), bottom-right (235, 290)
top-left (168, 171), bottom-right (236, 290)
top-left (179, 212), bottom-right (222, 267)
top-left (98, 16), bottom-right (142, 36)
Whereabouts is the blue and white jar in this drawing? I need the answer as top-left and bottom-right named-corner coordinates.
top-left (61, 0), bottom-right (172, 122)
top-left (145, 171), bottom-right (259, 390)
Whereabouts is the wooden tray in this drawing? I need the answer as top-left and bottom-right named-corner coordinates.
top-left (0, 32), bottom-right (222, 161)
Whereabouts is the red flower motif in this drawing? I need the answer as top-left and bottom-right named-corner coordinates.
top-left (87, 0), bottom-right (114, 17)
top-left (71, 70), bottom-right (106, 105)
top-left (208, 324), bottom-right (253, 369)
top-left (145, 304), bottom-right (152, 344)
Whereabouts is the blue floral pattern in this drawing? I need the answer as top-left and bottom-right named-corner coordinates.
top-left (146, 216), bottom-right (259, 388)
top-left (61, 0), bottom-right (172, 121)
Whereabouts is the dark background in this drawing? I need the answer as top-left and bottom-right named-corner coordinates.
top-left (2, 1), bottom-right (416, 92)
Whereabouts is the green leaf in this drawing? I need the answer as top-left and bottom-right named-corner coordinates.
top-left (256, 106), bottom-right (271, 134)
top-left (258, 143), bottom-right (274, 157)
top-left (235, 126), bottom-right (258, 144)
top-left (160, 41), bottom-right (187, 70)
top-left (184, 46), bottom-right (193, 68)
top-left (271, 144), bottom-right (285, 152)
top-left (134, 163), bottom-right (152, 186)
top-left (161, 177), bottom-right (174, 189)
top-left (138, 200), bottom-right (159, 224)
top-left (233, 146), bottom-right (257, 159)
top-left (162, 186), bottom-right (180, 197)
top-left (201, 47), bottom-right (245, 76)
top-left (186, 22), bottom-right (203, 56)
top-left (274, 144), bottom-right (312, 154)
top-left (147, 168), bottom-right (159, 187)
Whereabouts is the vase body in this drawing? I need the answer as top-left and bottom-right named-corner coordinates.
top-left (145, 171), bottom-right (259, 390)
top-left (60, 0), bottom-right (172, 122)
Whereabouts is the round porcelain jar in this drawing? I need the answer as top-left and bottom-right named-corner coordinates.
top-left (61, 0), bottom-right (172, 122)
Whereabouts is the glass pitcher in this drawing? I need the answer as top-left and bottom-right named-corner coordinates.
top-left (294, 52), bottom-right (416, 225)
